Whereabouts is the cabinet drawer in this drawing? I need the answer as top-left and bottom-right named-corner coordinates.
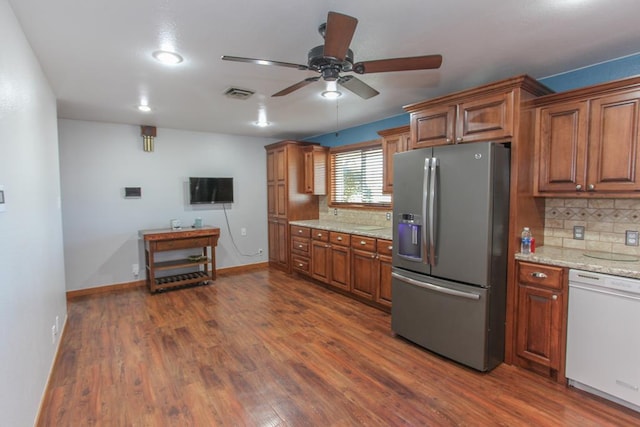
top-left (351, 235), bottom-right (376, 251)
top-left (291, 225), bottom-right (310, 238)
top-left (292, 255), bottom-right (310, 274)
top-left (155, 237), bottom-right (210, 251)
top-left (518, 261), bottom-right (564, 290)
top-left (330, 231), bottom-right (350, 246)
top-left (291, 237), bottom-right (310, 255)
top-left (312, 228), bottom-right (330, 242)
top-left (377, 239), bottom-right (393, 256)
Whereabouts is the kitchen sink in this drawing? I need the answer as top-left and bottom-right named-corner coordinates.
top-left (352, 225), bottom-right (386, 231)
top-left (583, 252), bottom-right (639, 262)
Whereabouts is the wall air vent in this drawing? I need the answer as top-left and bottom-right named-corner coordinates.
top-left (224, 87), bottom-right (255, 100)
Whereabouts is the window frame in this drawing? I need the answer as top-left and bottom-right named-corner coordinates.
top-left (328, 139), bottom-right (392, 209)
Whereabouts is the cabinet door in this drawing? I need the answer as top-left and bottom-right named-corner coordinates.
top-left (303, 150), bottom-right (314, 194)
top-left (410, 105), bottom-right (456, 148)
top-left (516, 284), bottom-right (563, 370)
top-left (267, 150), bottom-right (276, 183)
top-left (330, 245), bottom-right (350, 291)
top-left (536, 101), bottom-right (589, 193)
top-left (311, 240), bottom-right (331, 283)
top-left (456, 91), bottom-right (514, 143)
top-left (587, 91), bottom-right (640, 192)
top-left (268, 217), bottom-right (289, 269)
top-left (382, 132), bottom-right (410, 193)
top-left (376, 254), bottom-right (392, 307)
top-left (351, 248), bottom-right (377, 300)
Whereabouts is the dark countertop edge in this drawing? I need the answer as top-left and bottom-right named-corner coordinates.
top-left (289, 220), bottom-right (393, 240)
top-left (515, 246), bottom-right (640, 279)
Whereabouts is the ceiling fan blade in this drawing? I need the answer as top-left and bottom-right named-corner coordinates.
top-left (221, 55), bottom-right (308, 70)
top-left (337, 75), bottom-right (379, 99)
top-left (353, 55), bottom-right (443, 74)
top-left (323, 12), bottom-right (358, 61)
top-left (272, 77), bottom-right (321, 97)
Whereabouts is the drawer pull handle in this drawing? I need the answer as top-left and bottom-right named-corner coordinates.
top-left (298, 244), bottom-right (303, 248)
top-left (298, 263), bottom-right (304, 267)
top-left (360, 241), bottom-right (367, 245)
top-left (552, 295), bottom-right (558, 300)
top-left (317, 233), bottom-right (322, 237)
top-left (388, 245), bottom-right (393, 250)
top-left (531, 272), bottom-right (548, 278)
top-left (337, 236), bottom-right (342, 241)
top-left (298, 230), bottom-right (303, 234)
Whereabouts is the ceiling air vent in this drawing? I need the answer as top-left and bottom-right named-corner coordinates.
top-left (224, 87), bottom-right (255, 100)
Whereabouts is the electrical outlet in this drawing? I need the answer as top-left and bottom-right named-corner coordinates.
top-left (55, 315), bottom-right (60, 334)
top-left (51, 325), bottom-right (56, 344)
top-left (386, 212), bottom-right (392, 221)
top-left (132, 263), bottom-right (139, 276)
top-left (625, 230), bottom-right (639, 246)
top-left (333, 208), bottom-right (338, 216)
top-left (258, 248), bottom-right (263, 254)
top-left (241, 227), bottom-right (247, 236)
top-left (573, 226), bottom-right (585, 240)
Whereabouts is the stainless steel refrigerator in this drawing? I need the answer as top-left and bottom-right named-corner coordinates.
top-left (391, 142), bottom-right (510, 372)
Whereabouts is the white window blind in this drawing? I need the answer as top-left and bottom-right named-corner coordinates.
top-left (330, 145), bottom-right (391, 207)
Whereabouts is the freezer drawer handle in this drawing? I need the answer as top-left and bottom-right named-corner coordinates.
top-left (392, 272), bottom-right (481, 300)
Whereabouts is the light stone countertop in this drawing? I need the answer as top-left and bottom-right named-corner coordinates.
top-left (289, 219), bottom-right (393, 240)
top-left (515, 246), bottom-right (640, 279)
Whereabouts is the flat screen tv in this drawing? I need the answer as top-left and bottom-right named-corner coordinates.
top-left (189, 177), bottom-right (234, 204)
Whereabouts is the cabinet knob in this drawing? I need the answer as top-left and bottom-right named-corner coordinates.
top-left (531, 272), bottom-right (548, 278)
top-left (588, 184), bottom-right (595, 191)
top-left (575, 184), bottom-right (582, 191)
top-left (552, 295), bottom-right (558, 300)
top-left (325, 244), bottom-right (330, 248)
top-left (360, 241), bottom-right (367, 245)
top-left (298, 229), bottom-right (303, 234)
top-left (371, 254), bottom-right (377, 259)
top-left (317, 233), bottom-right (323, 237)
top-left (337, 236), bottom-right (343, 241)
top-left (456, 137), bottom-right (463, 143)
top-left (298, 263), bottom-right (303, 267)
top-left (388, 245), bottom-right (393, 250)
top-left (298, 244), bottom-right (303, 248)
top-left (446, 138), bottom-right (452, 144)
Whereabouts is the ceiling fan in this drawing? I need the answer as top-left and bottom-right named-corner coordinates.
top-left (221, 11), bottom-right (442, 99)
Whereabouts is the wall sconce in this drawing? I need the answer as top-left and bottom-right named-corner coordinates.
top-left (141, 125), bottom-right (156, 152)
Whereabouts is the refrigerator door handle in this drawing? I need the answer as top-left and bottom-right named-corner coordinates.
top-left (422, 157), bottom-right (430, 265)
top-left (428, 157), bottom-right (438, 266)
top-left (392, 272), bottom-right (481, 300)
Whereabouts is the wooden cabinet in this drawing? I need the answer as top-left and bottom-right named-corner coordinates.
top-left (311, 229), bottom-right (331, 283)
top-left (377, 125), bottom-right (410, 193)
top-left (351, 235), bottom-right (378, 299)
top-left (515, 261), bottom-right (567, 382)
top-left (303, 146), bottom-right (328, 195)
top-left (406, 88), bottom-right (515, 149)
top-left (141, 227), bottom-right (220, 293)
top-left (533, 77), bottom-right (640, 196)
top-left (291, 225), bottom-right (311, 275)
top-left (376, 239), bottom-right (393, 308)
top-left (311, 229), bottom-right (351, 291)
top-left (265, 141), bottom-right (320, 272)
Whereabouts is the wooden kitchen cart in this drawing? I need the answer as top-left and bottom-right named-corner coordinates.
top-left (141, 226), bottom-right (220, 293)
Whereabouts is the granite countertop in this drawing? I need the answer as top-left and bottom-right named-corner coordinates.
top-left (515, 246), bottom-right (640, 279)
top-left (289, 219), bottom-right (393, 240)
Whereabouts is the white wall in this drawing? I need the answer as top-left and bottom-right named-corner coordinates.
top-left (0, 1), bottom-right (68, 425)
top-left (58, 119), bottom-right (274, 291)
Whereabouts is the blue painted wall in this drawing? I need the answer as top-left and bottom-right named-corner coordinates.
top-left (307, 53), bottom-right (640, 146)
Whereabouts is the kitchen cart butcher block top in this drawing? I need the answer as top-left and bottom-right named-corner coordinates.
top-left (515, 246), bottom-right (640, 279)
top-left (139, 226), bottom-right (220, 240)
top-left (288, 219), bottom-right (392, 240)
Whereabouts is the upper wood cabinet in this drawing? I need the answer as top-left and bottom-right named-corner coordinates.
top-left (303, 145), bottom-right (328, 195)
top-left (405, 85), bottom-right (518, 149)
top-left (532, 77), bottom-right (640, 196)
top-left (377, 125), bottom-right (410, 193)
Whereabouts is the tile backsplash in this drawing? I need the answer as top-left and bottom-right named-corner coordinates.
top-left (318, 197), bottom-right (393, 227)
top-left (544, 198), bottom-right (640, 255)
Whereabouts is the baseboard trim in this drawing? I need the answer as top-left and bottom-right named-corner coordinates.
top-left (66, 280), bottom-right (145, 300)
top-left (65, 262), bottom-right (270, 299)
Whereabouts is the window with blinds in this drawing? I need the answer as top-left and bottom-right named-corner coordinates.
top-left (329, 142), bottom-right (392, 207)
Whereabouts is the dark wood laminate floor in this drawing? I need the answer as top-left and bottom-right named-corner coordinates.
top-left (38, 268), bottom-right (640, 426)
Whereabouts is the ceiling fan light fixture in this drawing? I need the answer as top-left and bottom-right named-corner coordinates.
top-left (152, 50), bottom-right (183, 65)
top-left (137, 104), bottom-right (151, 112)
top-left (321, 90), bottom-right (342, 99)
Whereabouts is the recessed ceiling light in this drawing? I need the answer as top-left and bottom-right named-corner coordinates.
top-left (152, 50), bottom-right (183, 65)
top-left (137, 104), bottom-right (152, 112)
top-left (254, 120), bottom-right (271, 127)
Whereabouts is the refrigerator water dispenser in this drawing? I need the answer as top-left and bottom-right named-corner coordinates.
top-left (397, 213), bottom-right (422, 260)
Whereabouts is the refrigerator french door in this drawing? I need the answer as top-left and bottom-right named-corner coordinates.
top-left (391, 142), bottom-right (510, 371)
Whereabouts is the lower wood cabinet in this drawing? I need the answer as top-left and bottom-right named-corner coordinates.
top-left (515, 260), bottom-right (567, 383)
top-left (289, 224), bottom-right (393, 310)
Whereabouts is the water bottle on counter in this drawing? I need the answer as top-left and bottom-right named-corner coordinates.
top-left (521, 227), bottom-right (532, 254)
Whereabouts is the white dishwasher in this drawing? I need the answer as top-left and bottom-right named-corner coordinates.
top-left (566, 269), bottom-right (640, 412)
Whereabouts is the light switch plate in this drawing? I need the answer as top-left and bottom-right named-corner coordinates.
top-left (625, 230), bottom-right (639, 246)
top-left (573, 225), bottom-right (585, 240)
top-left (0, 185), bottom-right (5, 212)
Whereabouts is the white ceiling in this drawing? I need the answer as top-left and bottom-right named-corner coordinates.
top-left (8, 0), bottom-right (640, 140)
